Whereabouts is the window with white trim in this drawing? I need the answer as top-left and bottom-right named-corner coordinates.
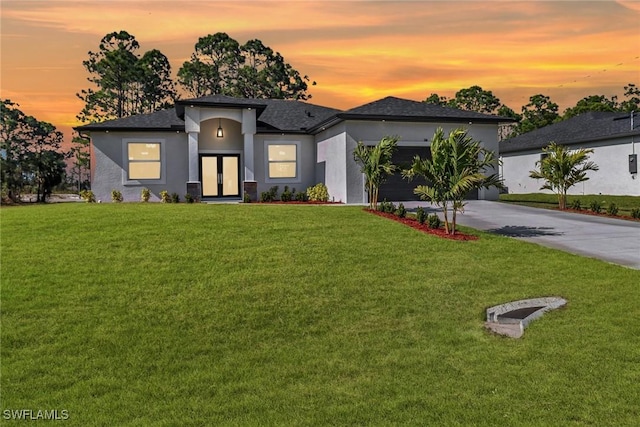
top-left (267, 144), bottom-right (297, 179)
top-left (128, 142), bottom-right (161, 179)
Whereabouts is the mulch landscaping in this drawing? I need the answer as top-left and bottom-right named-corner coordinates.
top-left (366, 209), bottom-right (478, 241)
top-left (561, 208), bottom-right (640, 222)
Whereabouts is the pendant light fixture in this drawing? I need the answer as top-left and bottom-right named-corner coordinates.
top-left (216, 119), bottom-right (223, 138)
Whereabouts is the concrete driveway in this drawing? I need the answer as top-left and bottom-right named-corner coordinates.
top-left (401, 200), bottom-right (640, 269)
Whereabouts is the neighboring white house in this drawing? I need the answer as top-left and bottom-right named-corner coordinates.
top-left (500, 112), bottom-right (640, 196)
top-left (76, 95), bottom-right (510, 203)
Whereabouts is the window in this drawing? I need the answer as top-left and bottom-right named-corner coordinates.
top-left (267, 144), bottom-right (297, 179)
top-left (128, 142), bottom-right (161, 180)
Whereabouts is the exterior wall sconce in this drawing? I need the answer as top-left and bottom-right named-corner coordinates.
top-left (216, 119), bottom-right (223, 138)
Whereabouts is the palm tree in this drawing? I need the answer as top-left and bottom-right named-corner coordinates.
top-left (403, 127), bottom-right (502, 234)
top-left (353, 136), bottom-right (398, 210)
top-left (529, 142), bottom-right (599, 209)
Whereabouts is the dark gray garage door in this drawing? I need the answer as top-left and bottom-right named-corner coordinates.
top-left (378, 147), bottom-right (478, 202)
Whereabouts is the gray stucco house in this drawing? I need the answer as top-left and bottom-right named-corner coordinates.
top-left (500, 112), bottom-right (640, 196)
top-left (76, 95), bottom-right (509, 203)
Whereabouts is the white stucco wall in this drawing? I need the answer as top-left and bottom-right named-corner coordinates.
top-left (316, 131), bottom-right (347, 203)
top-left (91, 131), bottom-right (188, 202)
top-left (502, 137), bottom-right (639, 196)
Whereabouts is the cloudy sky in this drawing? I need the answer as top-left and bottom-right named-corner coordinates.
top-left (2, 0), bottom-right (639, 143)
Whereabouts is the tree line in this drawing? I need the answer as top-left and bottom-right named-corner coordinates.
top-left (76, 30), bottom-right (314, 124)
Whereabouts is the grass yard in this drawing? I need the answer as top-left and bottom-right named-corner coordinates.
top-left (500, 193), bottom-right (640, 217)
top-left (2, 203), bottom-right (639, 425)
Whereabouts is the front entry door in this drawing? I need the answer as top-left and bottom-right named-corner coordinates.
top-left (200, 154), bottom-right (240, 198)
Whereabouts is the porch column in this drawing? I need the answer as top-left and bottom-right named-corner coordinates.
top-left (243, 133), bottom-right (255, 181)
top-left (186, 131), bottom-right (201, 199)
top-left (188, 131), bottom-right (199, 181)
top-left (242, 108), bottom-right (257, 201)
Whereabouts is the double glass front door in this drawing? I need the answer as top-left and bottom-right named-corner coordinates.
top-left (200, 154), bottom-right (240, 198)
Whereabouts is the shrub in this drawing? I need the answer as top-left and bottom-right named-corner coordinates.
top-left (395, 203), bottom-right (406, 218)
top-left (281, 186), bottom-right (293, 202)
top-left (589, 200), bottom-right (602, 214)
top-left (427, 214), bottom-right (441, 229)
top-left (386, 201), bottom-right (396, 214)
top-left (141, 188), bottom-right (151, 202)
top-left (569, 199), bottom-right (581, 210)
top-left (185, 193), bottom-right (194, 203)
top-left (171, 193), bottom-right (180, 203)
top-left (160, 190), bottom-right (171, 203)
top-left (306, 183), bottom-right (329, 202)
top-left (416, 207), bottom-right (427, 225)
top-left (377, 199), bottom-right (395, 213)
top-left (243, 192), bottom-right (251, 203)
top-left (631, 208), bottom-right (640, 219)
top-left (80, 190), bottom-right (96, 203)
top-left (110, 189), bottom-right (123, 203)
top-left (607, 202), bottom-right (619, 216)
top-left (260, 186), bottom-right (279, 202)
top-left (294, 191), bottom-right (306, 202)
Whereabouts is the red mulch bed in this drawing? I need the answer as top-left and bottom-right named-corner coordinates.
top-left (561, 208), bottom-right (640, 222)
top-left (366, 209), bottom-right (478, 241)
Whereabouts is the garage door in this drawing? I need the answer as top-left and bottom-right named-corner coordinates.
top-left (377, 147), bottom-right (478, 202)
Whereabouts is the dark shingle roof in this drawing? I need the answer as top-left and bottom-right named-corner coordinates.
top-left (500, 112), bottom-right (640, 154)
top-left (75, 108), bottom-right (185, 132)
top-left (256, 99), bottom-right (341, 132)
top-left (75, 95), bottom-right (513, 134)
top-left (337, 96), bottom-right (512, 123)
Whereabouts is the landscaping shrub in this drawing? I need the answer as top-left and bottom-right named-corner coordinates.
top-left (631, 208), bottom-right (640, 219)
top-left (110, 190), bottom-right (123, 203)
top-left (306, 183), bottom-right (329, 202)
top-left (589, 200), bottom-right (602, 213)
top-left (569, 199), bottom-right (581, 210)
top-left (171, 193), bottom-right (180, 203)
top-left (281, 186), bottom-right (293, 202)
top-left (185, 193), bottom-right (194, 203)
top-left (294, 191), bottom-right (306, 202)
top-left (377, 199), bottom-right (395, 213)
top-left (141, 188), bottom-right (151, 202)
top-left (607, 202), bottom-right (619, 216)
top-left (80, 190), bottom-right (96, 203)
top-left (395, 203), bottom-right (406, 218)
top-left (416, 206), bottom-right (427, 225)
top-left (427, 214), bottom-right (441, 229)
top-left (160, 190), bottom-right (171, 203)
top-left (243, 192), bottom-right (251, 203)
top-left (260, 186), bottom-right (279, 202)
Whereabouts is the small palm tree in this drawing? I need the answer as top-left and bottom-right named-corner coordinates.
top-left (529, 142), bottom-right (599, 210)
top-left (403, 127), bottom-right (502, 234)
top-left (353, 136), bottom-right (398, 210)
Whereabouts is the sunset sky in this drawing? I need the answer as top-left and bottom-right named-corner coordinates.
top-left (1, 0), bottom-right (639, 145)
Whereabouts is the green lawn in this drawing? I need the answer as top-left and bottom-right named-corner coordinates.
top-left (2, 204), bottom-right (639, 425)
top-left (500, 193), bottom-right (640, 216)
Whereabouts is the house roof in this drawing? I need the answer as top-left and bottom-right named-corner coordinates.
top-left (75, 108), bottom-right (185, 132)
top-left (336, 96), bottom-right (512, 123)
top-left (256, 99), bottom-right (342, 132)
top-left (75, 95), bottom-right (511, 134)
top-left (500, 112), bottom-right (640, 154)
